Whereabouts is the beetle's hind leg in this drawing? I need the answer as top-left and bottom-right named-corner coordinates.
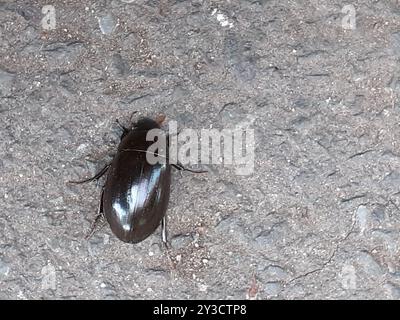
top-left (161, 215), bottom-right (169, 248)
top-left (161, 216), bottom-right (177, 271)
top-left (85, 214), bottom-right (106, 240)
top-left (69, 164), bottom-right (110, 184)
top-left (85, 187), bottom-right (107, 240)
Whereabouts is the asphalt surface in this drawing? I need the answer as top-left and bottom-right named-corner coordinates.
top-left (1, 0), bottom-right (400, 299)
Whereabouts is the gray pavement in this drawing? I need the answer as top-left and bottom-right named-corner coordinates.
top-left (1, 0), bottom-right (400, 299)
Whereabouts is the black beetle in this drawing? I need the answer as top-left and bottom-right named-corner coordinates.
top-left (70, 115), bottom-right (204, 244)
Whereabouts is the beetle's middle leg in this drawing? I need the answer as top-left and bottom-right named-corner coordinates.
top-left (166, 132), bottom-right (207, 173)
top-left (85, 187), bottom-right (107, 240)
top-left (171, 163), bottom-right (207, 173)
top-left (69, 164), bottom-right (110, 184)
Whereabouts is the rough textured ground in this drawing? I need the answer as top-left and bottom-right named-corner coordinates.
top-left (1, 0), bottom-right (400, 300)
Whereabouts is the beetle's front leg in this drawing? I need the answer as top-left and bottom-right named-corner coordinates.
top-left (115, 119), bottom-right (130, 140)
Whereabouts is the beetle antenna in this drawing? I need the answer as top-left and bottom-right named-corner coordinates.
top-left (120, 148), bottom-right (168, 159)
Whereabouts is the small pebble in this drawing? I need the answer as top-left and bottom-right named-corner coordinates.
top-left (0, 259), bottom-right (10, 276)
top-left (98, 14), bottom-right (116, 35)
top-left (198, 284), bottom-right (208, 292)
top-left (103, 234), bottom-right (110, 245)
top-left (356, 205), bottom-right (369, 233)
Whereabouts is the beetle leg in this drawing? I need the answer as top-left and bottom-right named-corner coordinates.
top-left (85, 214), bottom-right (105, 240)
top-left (117, 111), bottom-right (139, 139)
top-left (161, 216), bottom-right (178, 270)
top-left (115, 119), bottom-right (130, 139)
top-left (161, 215), bottom-right (168, 248)
top-left (85, 188), bottom-right (107, 240)
top-left (171, 163), bottom-right (207, 173)
top-left (69, 164), bottom-right (110, 184)
top-left (128, 111), bottom-right (138, 125)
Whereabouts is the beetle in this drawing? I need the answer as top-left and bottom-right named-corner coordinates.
top-left (69, 115), bottom-right (204, 245)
